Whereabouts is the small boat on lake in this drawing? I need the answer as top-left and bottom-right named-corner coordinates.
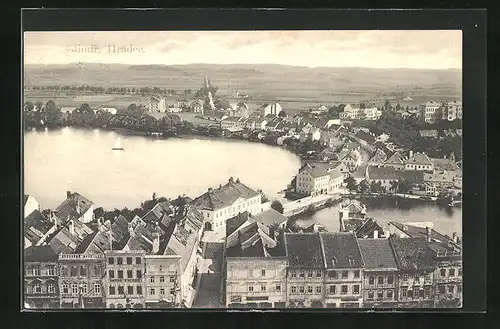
top-left (112, 137), bottom-right (124, 151)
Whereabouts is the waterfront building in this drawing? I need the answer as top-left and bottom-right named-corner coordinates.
top-left (320, 232), bottom-right (364, 308)
top-left (54, 191), bottom-right (95, 224)
top-left (260, 103), bottom-right (283, 117)
top-left (192, 99), bottom-right (204, 114)
top-left (190, 177), bottom-right (262, 232)
top-left (221, 116), bottom-right (244, 130)
top-left (224, 215), bottom-right (287, 308)
top-left (104, 250), bottom-right (146, 309)
top-left (58, 253), bottom-right (106, 308)
top-left (24, 246), bottom-right (60, 308)
top-left (404, 151), bottom-right (434, 171)
top-left (383, 151), bottom-right (406, 171)
top-left (419, 101), bottom-right (442, 123)
top-left (367, 148), bottom-right (388, 167)
top-left (358, 239), bottom-right (398, 308)
top-left (24, 195), bottom-right (40, 218)
top-left (389, 236), bottom-right (435, 308)
top-left (295, 162), bottom-right (346, 197)
top-left (284, 233), bottom-right (325, 308)
top-left (148, 95), bottom-right (166, 113)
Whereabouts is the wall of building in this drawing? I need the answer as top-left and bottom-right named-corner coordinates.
top-left (397, 270), bottom-right (434, 305)
top-left (24, 261), bottom-right (59, 308)
top-left (24, 196), bottom-right (40, 218)
top-left (144, 256), bottom-right (182, 306)
top-left (286, 268), bottom-right (325, 308)
top-left (362, 270), bottom-right (397, 306)
top-left (202, 195), bottom-right (262, 232)
top-left (323, 268), bottom-right (364, 308)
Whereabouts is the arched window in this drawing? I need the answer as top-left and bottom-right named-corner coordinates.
top-left (108, 304), bottom-right (115, 309)
top-left (117, 304), bottom-right (124, 309)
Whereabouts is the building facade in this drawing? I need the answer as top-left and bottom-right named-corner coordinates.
top-left (24, 195), bottom-right (40, 218)
top-left (419, 101), bottom-right (442, 123)
top-left (148, 96), bottom-right (166, 113)
top-left (24, 246), bottom-right (60, 309)
top-left (58, 253), bottom-right (106, 308)
top-left (104, 250), bottom-right (146, 309)
top-left (144, 255), bottom-right (182, 308)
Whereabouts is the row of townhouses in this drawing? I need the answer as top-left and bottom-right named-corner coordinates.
top-left (419, 101), bottom-right (463, 123)
top-left (222, 213), bottom-right (462, 309)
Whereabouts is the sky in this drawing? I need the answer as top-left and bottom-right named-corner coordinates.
top-left (24, 30), bottom-right (462, 69)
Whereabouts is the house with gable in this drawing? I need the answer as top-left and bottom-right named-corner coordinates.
top-left (54, 191), bottom-right (95, 224)
top-left (367, 148), bottom-right (388, 167)
top-left (24, 210), bottom-right (57, 249)
top-left (295, 162), bottom-right (346, 197)
top-left (24, 195), bottom-right (40, 218)
top-left (404, 151), bottom-right (434, 171)
top-left (383, 151), bottom-right (406, 171)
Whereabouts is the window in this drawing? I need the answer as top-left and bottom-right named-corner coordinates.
top-left (261, 284), bottom-right (266, 292)
top-left (308, 271), bottom-right (313, 278)
top-left (70, 266), bottom-right (78, 276)
top-left (170, 288), bottom-right (175, 295)
top-left (458, 268), bottom-right (462, 276)
top-left (118, 270), bottom-right (123, 279)
top-left (425, 272), bottom-right (431, 281)
top-left (261, 269), bottom-right (266, 277)
top-left (438, 285), bottom-right (446, 294)
top-left (377, 290), bottom-right (384, 299)
top-left (354, 270), bottom-right (360, 279)
top-left (407, 289), bottom-right (413, 298)
top-left (94, 284), bottom-right (101, 294)
top-left (449, 269), bottom-right (455, 277)
top-left (127, 270), bottom-right (133, 279)
top-left (329, 271), bottom-right (338, 279)
top-left (448, 285), bottom-right (454, 294)
top-left (62, 283), bottom-right (69, 294)
top-left (387, 275), bottom-right (394, 285)
top-left (276, 284), bottom-right (281, 292)
top-left (126, 257), bottom-right (132, 265)
top-left (117, 286), bottom-right (124, 295)
top-left (424, 287), bottom-right (430, 296)
top-left (109, 286), bottom-right (115, 295)
top-left (159, 265), bottom-right (164, 272)
top-left (137, 286), bottom-right (142, 295)
top-left (368, 291), bottom-right (374, 300)
top-left (353, 285), bottom-right (360, 294)
top-left (369, 276), bottom-right (374, 285)
top-left (160, 288), bottom-right (165, 295)
top-left (150, 277), bottom-right (155, 283)
top-left (341, 285), bottom-right (347, 295)
top-left (299, 286), bottom-right (305, 294)
top-left (378, 276), bottom-right (384, 285)
top-left (299, 271), bottom-right (305, 279)
top-left (61, 266), bottom-right (68, 277)
top-left (440, 269), bottom-right (446, 277)
top-left (117, 258), bottom-right (123, 265)
top-left (108, 257), bottom-right (114, 265)
top-left (316, 271), bottom-right (322, 278)
top-left (33, 283), bottom-right (41, 293)
top-left (160, 276), bottom-right (165, 283)
top-left (402, 289), bottom-right (407, 297)
top-left (80, 284), bottom-right (87, 294)
top-left (291, 286), bottom-right (297, 294)
top-left (94, 265), bottom-right (101, 277)
top-left (387, 290), bottom-right (393, 299)
top-left (414, 273), bottom-right (420, 281)
top-left (45, 282), bottom-right (54, 293)
top-left (402, 274), bottom-right (408, 282)
top-left (248, 269), bottom-right (253, 277)
top-left (341, 271), bottom-right (348, 279)
top-left (150, 288), bottom-right (155, 295)
top-left (136, 257), bottom-right (142, 264)
top-left (47, 265), bottom-right (55, 276)
top-left (170, 276), bottom-right (176, 283)
top-left (316, 286), bottom-right (322, 294)
top-left (248, 285), bottom-right (254, 292)
top-left (329, 285), bottom-right (336, 294)
top-left (128, 286), bottom-right (134, 295)
top-left (136, 270), bottom-right (142, 279)
top-left (307, 286), bottom-right (313, 294)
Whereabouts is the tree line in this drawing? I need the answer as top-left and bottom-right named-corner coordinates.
top-left (27, 85), bottom-right (198, 98)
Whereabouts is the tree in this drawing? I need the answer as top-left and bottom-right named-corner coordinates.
top-left (344, 176), bottom-right (358, 192)
top-left (271, 200), bottom-right (284, 214)
top-left (397, 178), bottom-right (413, 194)
top-left (395, 103), bottom-right (402, 111)
top-left (389, 180), bottom-right (399, 193)
top-left (25, 101), bottom-right (34, 111)
top-left (358, 179), bottom-right (370, 194)
top-left (258, 190), bottom-right (269, 203)
top-left (384, 100), bottom-right (392, 111)
top-left (278, 110), bottom-right (287, 118)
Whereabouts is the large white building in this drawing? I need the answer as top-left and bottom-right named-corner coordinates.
top-left (295, 162), bottom-right (347, 196)
top-left (148, 96), bottom-right (166, 113)
top-left (190, 177), bottom-right (263, 232)
top-left (419, 101), bottom-right (442, 123)
top-left (340, 103), bottom-right (381, 121)
top-left (260, 103), bottom-right (283, 117)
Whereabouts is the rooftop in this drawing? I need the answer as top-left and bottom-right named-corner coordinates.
top-left (319, 232), bottom-right (364, 269)
top-left (384, 152), bottom-right (405, 165)
top-left (358, 238), bottom-right (397, 270)
top-left (191, 178), bottom-right (260, 211)
top-left (250, 208), bottom-right (287, 227)
top-left (284, 233), bottom-right (324, 269)
top-left (355, 130), bottom-right (376, 145)
top-left (405, 152), bottom-right (433, 166)
top-left (25, 245), bottom-right (59, 262)
top-left (389, 236), bottom-right (435, 272)
top-left (55, 192), bottom-right (94, 223)
top-left (24, 210), bottom-right (54, 244)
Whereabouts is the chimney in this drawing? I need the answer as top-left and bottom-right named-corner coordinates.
top-left (152, 232), bottom-right (160, 254)
top-left (54, 214), bottom-right (59, 229)
top-left (426, 226), bottom-right (432, 243)
top-left (373, 230), bottom-right (378, 239)
top-left (402, 224), bottom-right (408, 232)
top-left (67, 191), bottom-right (72, 199)
top-left (128, 222), bottom-right (134, 236)
top-left (69, 220), bottom-right (75, 235)
top-left (409, 150), bottom-right (414, 158)
top-left (208, 187), bottom-right (213, 193)
top-left (229, 177), bottom-right (234, 183)
top-left (97, 217), bottom-right (102, 231)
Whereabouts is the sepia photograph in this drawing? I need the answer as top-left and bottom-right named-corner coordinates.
top-left (23, 28), bottom-right (463, 310)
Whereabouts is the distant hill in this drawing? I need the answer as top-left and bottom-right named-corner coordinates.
top-left (24, 63), bottom-right (462, 102)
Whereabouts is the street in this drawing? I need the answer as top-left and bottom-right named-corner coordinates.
top-left (192, 241), bottom-right (224, 308)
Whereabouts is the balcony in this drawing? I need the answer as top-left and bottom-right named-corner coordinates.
top-left (59, 254), bottom-right (104, 260)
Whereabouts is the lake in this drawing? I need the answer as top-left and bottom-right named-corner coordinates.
top-left (24, 127), bottom-right (461, 236)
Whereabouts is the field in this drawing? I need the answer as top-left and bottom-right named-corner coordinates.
top-left (24, 63), bottom-right (462, 112)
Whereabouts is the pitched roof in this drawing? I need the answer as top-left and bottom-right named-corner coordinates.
top-left (226, 220), bottom-right (280, 258)
top-left (341, 199), bottom-right (366, 214)
top-left (406, 152), bottom-right (433, 166)
top-left (222, 116), bottom-right (243, 122)
top-left (298, 162), bottom-right (331, 178)
top-left (358, 238), bottom-right (398, 270)
top-left (355, 218), bottom-right (384, 239)
top-left (55, 192), bottom-right (93, 223)
top-left (355, 130), bottom-right (376, 144)
top-left (389, 222), bottom-right (460, 254)
top-left (285, 233), bottom-right (324, 269)
top-left (191, 179), bottom-right (260, 211)
top-left (110, 215), bottom-right (130, 245)
top-left (24, 195), bottom-right (29, 206)
top-left (142, 201), bottom-right (171, 225)
top-left (320, 232), bottom-right (364, 269)
top-left (389, 236), bottom-right (435, 272)
top-left (384, 152), bottom-right (405, 165)
top-left (431, 158), bottom-right (460, 172)
top-left (24, 210), bottom-right (54, 244)
top-left (226, 212), bottom-right (250, 237)
top-left (250, 208), bottom-right (287, 227)
top-left (177, 206), bottom-right (203, 233)
top-left (368, 148), bottom-right (387, 164)
top-left (367, 166), bottom-right (400, 180)
top-left (164, 226), bottom-right (198, 272)
top-left (47, 227), bottom-right (79, 255)
top-left (24, 245), bottom-right (58, 262)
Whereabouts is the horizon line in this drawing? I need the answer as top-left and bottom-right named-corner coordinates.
top-left (23, 62), bottom-right (462, 71)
